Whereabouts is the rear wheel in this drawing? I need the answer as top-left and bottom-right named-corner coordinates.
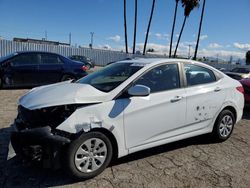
top-left (64, 132), bottom-right (113, 179)
top-left (61, 74), bottom-right (76, 82)
top-left (212, 109), bottom-right (235, 141)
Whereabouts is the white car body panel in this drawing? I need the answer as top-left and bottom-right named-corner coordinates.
top-left (17, 58), bottom-right (244, 158)
top-left (185, 80), bottom-right (227, 130)
top-left (19, 82), bottom-right (109, 110)
top-left (123, 88), bottom-right (187, 149)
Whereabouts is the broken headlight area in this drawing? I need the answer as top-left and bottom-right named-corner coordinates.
top-left (16, 104), bottom-right (79, 130)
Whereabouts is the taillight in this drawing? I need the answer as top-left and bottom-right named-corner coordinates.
top-left (236, 86), bottom-right (244, 94)
top-left (81, 66), bottom-right (87, 71)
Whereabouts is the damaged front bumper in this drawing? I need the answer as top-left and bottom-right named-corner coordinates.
top-left (10, 124), bottom-right (71, 169)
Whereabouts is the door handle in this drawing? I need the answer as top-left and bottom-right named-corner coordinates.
top-left (214, 87), bottom-right (221, 92)
top-left (170, 96), bottom-right (183, 103)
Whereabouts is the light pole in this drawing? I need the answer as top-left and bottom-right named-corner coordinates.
top-left (188, 44), bottom-right (191, 58)
top-left (69, 32), bottom-right (71, 46)
top-left (90, 32), bottom-right (94, 49)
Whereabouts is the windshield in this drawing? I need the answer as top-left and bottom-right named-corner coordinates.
top-left (0, 53), bottom-right (17, 62)
top-left (77, 62), bottom-right (144, 92)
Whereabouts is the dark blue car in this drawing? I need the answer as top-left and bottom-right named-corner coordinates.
top-left (0, 51), bottom-right (88, 88)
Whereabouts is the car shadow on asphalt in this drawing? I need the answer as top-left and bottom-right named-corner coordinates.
top-left (1, 108), bottom-right (250, 187)
top-left (242, 107), bottom-right (250, 120)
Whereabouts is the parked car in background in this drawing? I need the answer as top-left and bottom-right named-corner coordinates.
top-left (69, 55), bottom-right (95, 70)
top-left (225, 67), bottom-right (250, 80)
top-left (10, 58), bottom-right (244, 179)
top-left (0, 51), bottom-right (88, 88)
top-left (216, 67), bottom-right (228, 72)
top-left (240, 78), bottom-right (250, 106)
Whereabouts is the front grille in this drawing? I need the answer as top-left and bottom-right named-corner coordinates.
top-left (17, 105), bottom-right (44, 128)
top-left (17, 105), bottom-right (78, 129)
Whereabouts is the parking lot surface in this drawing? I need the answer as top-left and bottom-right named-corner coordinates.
top-left (0, 89), bottom-right (250, 188)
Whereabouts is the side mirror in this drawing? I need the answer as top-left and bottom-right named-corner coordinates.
top-left (128, 85), bottom-right (150, 97)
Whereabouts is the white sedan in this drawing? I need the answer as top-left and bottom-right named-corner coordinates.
top-left (10, 58), bottom-right (244, 179)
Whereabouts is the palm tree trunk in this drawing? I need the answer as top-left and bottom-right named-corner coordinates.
top-left (124, 0), bottom-right (128, 53)
top-left (193, 0), bottom-right (206, 60)
top-left (173, 16), bottom-right (187, 58)
top-left (169, 0), bottom-right (178, 58)
top-left (143, 0), bottom-right (156, 55)
top-left (132, 0), bottom-right (138, 54)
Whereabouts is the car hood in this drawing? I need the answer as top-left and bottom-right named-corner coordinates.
top-left (19, 81), bottom-right (109, 110)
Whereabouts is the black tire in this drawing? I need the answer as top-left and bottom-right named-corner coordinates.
top-left (0, 77), bottom-right (2, 89)
top-left (64, 131), bottom-right (113, 180)
top-left (212, 109), bottom-right (235, 142)
top-left (61, 74), bottom-right (76, 82)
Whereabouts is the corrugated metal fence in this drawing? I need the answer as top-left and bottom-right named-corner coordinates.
top-left (0, 39), bottom-right (163, 66)
top-left (0, 39), bottom-right (247, 69)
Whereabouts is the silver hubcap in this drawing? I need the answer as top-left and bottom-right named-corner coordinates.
top-left (219, 115), bottom-right (233, 137)
top-left (74, 138), bottom-right (107, 173)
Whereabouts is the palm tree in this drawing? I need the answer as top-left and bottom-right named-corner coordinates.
top-left (143, 0), bottom-right (156, 55)
top-left (169, 0), bottom-right (179, 58)
top-left (124, 0), bottom-right (128, 53)
top-left (193, 0), bottom-right (206, 60)
top-left (132, 0), bottom-right (138, 54)
top-left (173, 0), bottom-right (199, 57)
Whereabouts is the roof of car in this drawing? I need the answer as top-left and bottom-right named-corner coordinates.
top-left (118, 58), bottom-right (199, 65)
top-left (16, 51), bottom-right (60, 55)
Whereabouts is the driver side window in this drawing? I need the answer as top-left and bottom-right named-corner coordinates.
top-left (134, 64), bottom-right (180, 93)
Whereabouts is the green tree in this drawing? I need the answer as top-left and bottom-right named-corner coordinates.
top-left (123, 0), bottom-right (128, 53)
top-left (143, 0), bottom-right (156, 55)
top-left (169, 0), bottom-right (179, 57)
top-left (132, 0), bottom-right (138, 54)
top-left (193, 0), bottom-right (206, 60)
top-left (173, 0), bottom-right (199, 57)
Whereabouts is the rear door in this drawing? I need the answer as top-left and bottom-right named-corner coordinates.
top-left (183, 63), bottom-right (226, 130)
top-left (38, 53), bottom-right (64, 85)
top-left (5, 53), bottom-right (39, 86)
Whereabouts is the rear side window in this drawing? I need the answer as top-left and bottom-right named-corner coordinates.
top-left (11, 54), bottom-right (38, 65)
top-left (184, 64), bottom-right (216, 86)
top-left (41, 54), bottom-right (62, 64)
top-left (134, 64), bottom-right (180, 93)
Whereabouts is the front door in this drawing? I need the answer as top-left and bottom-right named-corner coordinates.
top-left (5, 53), bottom-right (39, 87)
top-left (123, 63), bottom-right (187, 149)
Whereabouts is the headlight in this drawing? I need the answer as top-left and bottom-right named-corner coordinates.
top-left (17, 105), bottom-right (78, 129)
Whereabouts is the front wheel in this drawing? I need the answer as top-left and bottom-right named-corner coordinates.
top-left (64, 132), bottom-right (113, 179)
top-left (212, 109), bottom-right (235, 141)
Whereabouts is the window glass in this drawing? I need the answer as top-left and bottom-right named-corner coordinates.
top-left (11, 54), bottom-right (37, 65)
top-left (184, 64), bottom-right (216, 86)
top-left (134, 64), bottom-right (180, 93)
top-left (41, 54), bottom-right (61, 64)
top-left (77, 63), bottom-right (143, 92)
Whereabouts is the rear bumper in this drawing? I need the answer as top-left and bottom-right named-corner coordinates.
top-left (11, 125), bottom-right (70, 168)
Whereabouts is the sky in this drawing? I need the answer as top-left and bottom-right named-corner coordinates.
top-left (0, 0), bottom-right (250, 61)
